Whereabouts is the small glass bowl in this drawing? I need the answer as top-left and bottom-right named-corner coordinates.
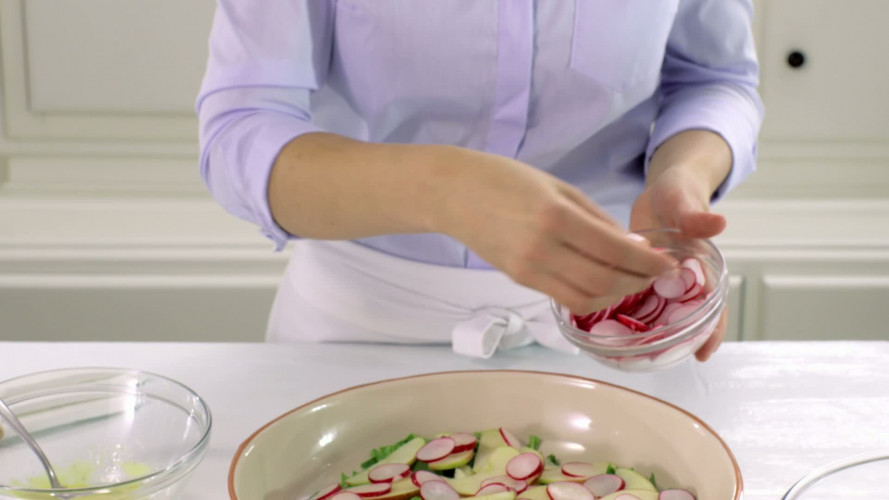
top-left (0, 367), bottom-right (211, 499)
top-left (551, 228), bottom-right (729, 372)
top-left (782, 451), bottom-right (889, 499)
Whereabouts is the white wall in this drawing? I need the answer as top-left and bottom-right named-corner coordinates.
top-left (1, 0), bottom-right (888, 342)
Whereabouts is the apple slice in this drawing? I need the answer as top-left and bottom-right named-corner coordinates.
top-left (537, 467), bottom-right (586, 484)
top-left (477, 483), bottom-right (513, 496)
top-left (412, 471), bottom-right (443, 487)
top-left (658, 490), bottom-right (696, 500)
top-left (428, 449), bottom-right (474, 471)
top-left (472, 430), bottom-right (511, 473)
top-left (330, 493), bottom-right (362, 500)
top-left (450, 447), bottom-right (520, 494)
top-left (615, 468), bottom-right (656, 491)
top-left (346, 437), bottom-right (426, 486)
top-left (482, 475), bottom-right (528, 493)
top-left (516, 486), bottom-right (549, 500)
top-left (474, 492), bottom-right (518, 500)
top-left (560, 462), bottom-right (609, 479)
top-left (598, 490), bottom-right (658, 500)
top-left (545, 481), bottom-right (594, 500)
top-left (506, 453), bottom-right (543, 481)
top-left (369, 478), bottom-right (421, 500)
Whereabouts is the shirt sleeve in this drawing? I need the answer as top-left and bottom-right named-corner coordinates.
top-left (196, 0), bottom-right (334, 250)
top-left (645, 0), bottom-right (765, 202)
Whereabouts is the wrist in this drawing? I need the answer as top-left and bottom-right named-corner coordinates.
top-left (647, 130), bottom-right (732, 195)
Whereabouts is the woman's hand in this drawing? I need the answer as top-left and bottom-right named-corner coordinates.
top-left (430, 148), bottom-right (677, 315)
top-left (630, 130), bottom-right (733, 361)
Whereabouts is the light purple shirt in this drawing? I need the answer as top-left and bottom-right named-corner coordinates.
top-left (197, 0), bottom-right (764, 269)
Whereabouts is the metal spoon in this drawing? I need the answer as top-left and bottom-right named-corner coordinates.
top-left (0, 396), bottom-right (64, 489)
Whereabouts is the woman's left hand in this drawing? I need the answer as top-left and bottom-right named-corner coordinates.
top-left (629, 157), bottom-right (729, 362)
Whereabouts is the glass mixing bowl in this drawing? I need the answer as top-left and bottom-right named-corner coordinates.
top-left (552, 228), bottom-right (729, 372)
top-left (0, 368), bottom-right (211, 499)
top-left (782, 450), bottom-right (889, 499)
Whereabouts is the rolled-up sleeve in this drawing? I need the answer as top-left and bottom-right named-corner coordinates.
top-left (196, 0), bottom-right (333, 250)
top-left (645, 0), bottom-right (765, 202)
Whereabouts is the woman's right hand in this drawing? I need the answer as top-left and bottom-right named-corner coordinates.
top-left (428, 147), bottom-right (677, 315)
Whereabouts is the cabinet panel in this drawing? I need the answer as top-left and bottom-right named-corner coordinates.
top-left (758, 0), bottom-right (889, 142)
top-left (759, 276), bottom-right (889, 340)
top-left (23, 0), bottom-right (214, 114)
top-left (726, 275), bottom-right (744, 342)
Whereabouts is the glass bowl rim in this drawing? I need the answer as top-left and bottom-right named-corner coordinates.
top-left (782, 450), bottom-right (889, 499)
top-left (0, 366), bottom-right (213, 494)
top-left (551, 228), bottom-right (728, 351)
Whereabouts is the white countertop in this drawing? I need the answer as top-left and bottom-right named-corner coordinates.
top-left (1, 341), bottom-right (888, 499)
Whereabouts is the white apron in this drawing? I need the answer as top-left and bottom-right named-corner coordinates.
top-left (266, 240), bottom-right (579, 358)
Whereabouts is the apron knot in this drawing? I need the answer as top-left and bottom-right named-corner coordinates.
top-left (451, 307), bottom-right (535, 359)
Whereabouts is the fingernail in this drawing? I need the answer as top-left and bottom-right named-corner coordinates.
top-left (626, 233), bottom-right (647, 244)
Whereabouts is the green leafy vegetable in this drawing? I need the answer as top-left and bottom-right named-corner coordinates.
top-left (528, 435), bottom-right (541, 450)
top-left (546, 453), bottom-right (560, 466)
top-left (360, 433), bottom-right (417, 470)
top-left (412, 460), bottom-right (430, 472)
top-left (649, 472), bottom-right (658, 489)
top-left (606, 464), bottom-right (616, 475)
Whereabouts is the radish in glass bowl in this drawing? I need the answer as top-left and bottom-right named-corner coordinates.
top-left (551, 228), bottom-right (728, 372)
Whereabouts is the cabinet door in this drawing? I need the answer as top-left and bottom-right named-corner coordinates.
top-left (758, 276), bottom-right (889, 340)
top-left (726, 275), bottom-right (744, 342)
top-left (757, 0), bottom-right (889, 142)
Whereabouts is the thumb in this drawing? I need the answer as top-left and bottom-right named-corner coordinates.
top-left (654, 175), bottom-right (726, 239)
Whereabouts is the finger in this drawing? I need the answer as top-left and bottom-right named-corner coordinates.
top-left (695, 307), bottom-right (728, 362)
top-left (559, 205), bottom-right (677, 278)
top-left (547, 243), bottom-right (654, 306)
top-left (518, 268), bottom-right (613, 316)
top-left (679, 211), bottom-right (727, 239)
top-left (560, 186), bottom-right (621, 228)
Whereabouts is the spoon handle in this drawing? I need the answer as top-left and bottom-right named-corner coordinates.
top-left (0, 397), bottom-right (64, 489)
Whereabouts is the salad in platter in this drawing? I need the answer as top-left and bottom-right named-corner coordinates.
top-left (307, 428), bottom-right (696, 500)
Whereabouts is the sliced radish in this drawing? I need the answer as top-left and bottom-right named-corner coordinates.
top-left (411, 470), bottom-right (443, 487)
top-left (368, 463), bottom-right (411, 483)
top-left (637, 295), bottom-right (667, 324)
top-left (652, 302), bottom-right (683, 325)
top-left (310, 483), bottom-right (342, 500)
top-left (616, 314), bottom-right (649, 332)
top-left (499, 427), bottom-right (523, 448)
top-left (419, 480), bottom-right (459, 500)
top-left (345, 482), bottom-right (392, 498)
top-left (667, 303), bottom-right (703, 325)
top-left (681, 258), bottom-right (705, 285)
top-left (481, 475), bottom-right (527, 493)
top-left (329, 493), bottom-right (362, 500)
top-left (659, 489), bottom-right (697, 500)
top-left (653, 273), bottom-right (687, 299)
top-left (676, 283), bottom-right (703, 303)
top-left (560, 462), bottom-right (604, 478)
top-left (417, 437), bottom-right (456, 462)
top-left (449, 433), bottom-right (478, 453)
top-left (582, 474), bottom-right (625, 496)
top-left (588, 319), bottom-right (632, 337)
top-left (679, 268), bottom-right (697, 291)
top-left (476, 483), bottom-right (512, 496)
top-left (506, 452), bottom-right (543, 480)
top-left (546, 481), bottom-right (595, 500)
top-left (629, 294), bottom-right (660, 321)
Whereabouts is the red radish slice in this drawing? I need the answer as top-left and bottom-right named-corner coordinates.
top-left (616, 314), bottom-right (649, 332)
top-left (481, 476), bottom-right (527, 493)
top-left (679, 268), bottom-right (697, 291)
top-left (449, 433), bottom-right (478, 453)
top-left (311, 483), bottom-right (342, 500)
top-left (668, 303), bottom-right (703, 324)
top-left (506, 452), bottom-right (543, 480)
top-left (630, 294), bottom-right (660, 321)
top-left (560, 462), bottom-right (605, 478)
top-left (329, 493), bottom-right (362, 500)
top-left (653, 271), bottom-right (688, 299)
top-left (346, 483), bottom-right (392, 498)
top-left (419, 480), bottom-right (460, 500)
top-left (499, 427), bottom-right (522, 448)
top-left (676, 283), bottom-right (703, 303)
top-left (637, 295), bottom-right (667, 324)
top-left (476, 483), bottom-right (512, 495)
top-left (589, 319), bottom-right (632, 337)
top-left (582, 474), bottom-right (625, 496)
top-left (546, 481), bottom-right (595, 500)
top-left (417, 437), bottom-right (456, 462)
top-left (368, 463), bottom-right (411, 483)
top-left (412, 470), bottom-right (443, 487)
top-left (659, 489), bottom-right (697, 500)
top-left (653, 302), bottom-right (683, 325)
top-left (681, 258), bottom-right (705, 285)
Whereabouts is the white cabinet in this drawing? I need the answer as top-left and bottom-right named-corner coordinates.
top-left (758, 276), bottom-right (889, 340)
